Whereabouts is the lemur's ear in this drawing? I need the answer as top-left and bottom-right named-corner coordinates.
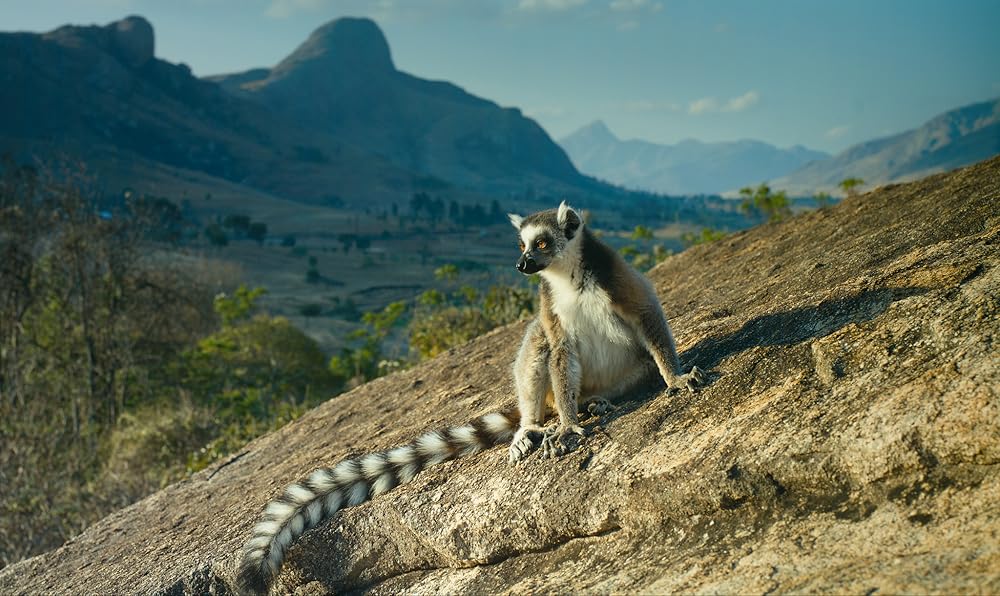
top-left (507, 213), bottom-right (524, 229)
top-left (557, 200), bottom-right (581, 238)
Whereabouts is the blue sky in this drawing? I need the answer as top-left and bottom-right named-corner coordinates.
top-left (4, 0), bottom-right (998, 153)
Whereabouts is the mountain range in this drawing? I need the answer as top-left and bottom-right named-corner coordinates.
top-left (0, 16), bottom-right (604, 206)
top-left (562, 98), bottom-right (1000, 198)
top-left (770, 97), bottom-right (1000, 195)
top-left (559, 121), bottom-right (828, 196)
top-left (2, 15), bottom-right (995, 207)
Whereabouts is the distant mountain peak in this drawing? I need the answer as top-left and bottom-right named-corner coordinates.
top-left (565, 120), bottom-right (617, 144)
top-left (272, 17), bottom-right (394, 78)
top-left (585, 119), bottom-right (614, 135)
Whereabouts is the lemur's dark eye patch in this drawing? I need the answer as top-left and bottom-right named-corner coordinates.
top-left (535, 239), bottom-right (547, 250)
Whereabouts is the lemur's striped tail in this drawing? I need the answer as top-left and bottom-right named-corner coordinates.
top-left (236, 408), bottom-right (520, 595)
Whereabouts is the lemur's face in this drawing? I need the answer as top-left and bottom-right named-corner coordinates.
top-left (508, 202), bottom-right (581, 275)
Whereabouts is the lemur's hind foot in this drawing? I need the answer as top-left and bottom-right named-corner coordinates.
top-left (583, 398), bottom-right (618, 418)
top-left (508, 427), bottom-right (543, 463)
top-left (540, 424), bottom-right (585, 459)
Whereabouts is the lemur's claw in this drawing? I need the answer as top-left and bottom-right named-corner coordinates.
top-left (540, 424), bottom-right (585, 459)
top-left (508, 428), bottom-right (543, 463)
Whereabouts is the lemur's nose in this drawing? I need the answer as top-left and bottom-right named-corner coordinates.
top-left (517, 256), bottom-right (535, 272)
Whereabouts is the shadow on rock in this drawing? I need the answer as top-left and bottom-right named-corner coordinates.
top-left (684, 286), bottom-right (927, 371)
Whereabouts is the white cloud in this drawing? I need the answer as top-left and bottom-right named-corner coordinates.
top-left (723, 90), bottom-right (759, 112)
top-left (517, 0), bottom-right (587, 12)
top-left (688, 97), bottom-right (719, 115)
top-left (825, 125), bottom-right (851, 138)
top-left (688, 90), bottom-right (759, 114)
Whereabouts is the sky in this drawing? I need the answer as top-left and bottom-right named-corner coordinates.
top-left (3, 0), bottom-right (999, 154)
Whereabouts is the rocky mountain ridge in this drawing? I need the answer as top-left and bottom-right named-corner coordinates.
top-left (0, 16), bottom-right (606, 205)
top-left (771, 96), bottom-right (1000, 195)
top-left (209, 17), bottom-right (589, 195)
top-left (1, 156), bottom-right (997, 594)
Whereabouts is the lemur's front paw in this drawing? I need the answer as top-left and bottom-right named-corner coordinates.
top-left (508, 427), bottom-right (543, 463)
top-left (667, 365), bottom-right (708, 393)
top-left (540, 424), bottom-right (586, 459)
top-left (584, 398), bottom-right (618, 418)
top-left (684, 365), bottom-right (707, 392)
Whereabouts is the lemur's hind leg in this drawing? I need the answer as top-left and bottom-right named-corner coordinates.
top-left (509, 319), bottom-right (551, 463)
top-left (580, 359), bottom-right (658, 418)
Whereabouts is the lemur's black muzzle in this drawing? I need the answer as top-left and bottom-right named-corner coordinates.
top-left (516, 254), bottom-right (542, 274)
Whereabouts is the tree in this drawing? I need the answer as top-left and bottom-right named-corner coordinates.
top-left (428, 197), bottom-right (445, 223)
top-left (0, 159), bottom-right (221, 563)
top-left (434, 263), bottom-right (459, 283)
top-left (839, 177), bottom-right (864, 197)
top-left (630, 225), bottom-right (654, 242)
top-left (813, 191), bottom-right (833, 209)
top-left (338, 233), bottom-right (356, 254)
top-left (214, 286), bottom-right (267, 327)
top-left (248, 222), bottom-right (267, 245)
top-left (682, 227), bottom-right (727, 248)
top-left (205, 224), bottom-right (228, 247)
top-left (298, 303), bottom-right (323, 327)
top-left (739, 183), bottom-right (791, 222)
top-left (306, 256), bottom-right (320, 284)
top-left (410, 192), bottom-right (430, 218)
top-left (489, 199), bottom-right (503, 223)
top-left (355, 236), bottom-right (371, 254)
top-left (223, 214), bottom-right (251, 237)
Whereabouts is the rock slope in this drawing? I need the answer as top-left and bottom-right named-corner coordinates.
top-left (1, 157), bottom-right (998, 594)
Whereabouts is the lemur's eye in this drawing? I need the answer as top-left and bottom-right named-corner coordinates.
top-left (518, 241), bottom-right (525, 252)
top-left (536, 240), bottom-right (547, 250)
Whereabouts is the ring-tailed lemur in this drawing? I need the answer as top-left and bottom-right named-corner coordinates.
top-left (235, 201), bottom-right (705, 595)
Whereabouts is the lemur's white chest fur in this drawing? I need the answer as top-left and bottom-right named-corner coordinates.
top-left (542, 269), bottom-right (645, 395)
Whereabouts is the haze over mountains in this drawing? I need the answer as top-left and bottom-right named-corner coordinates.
top-left (770, 97), bottom-right (1000, 195)
top-left (559, 121), bottom-right (828, 196)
